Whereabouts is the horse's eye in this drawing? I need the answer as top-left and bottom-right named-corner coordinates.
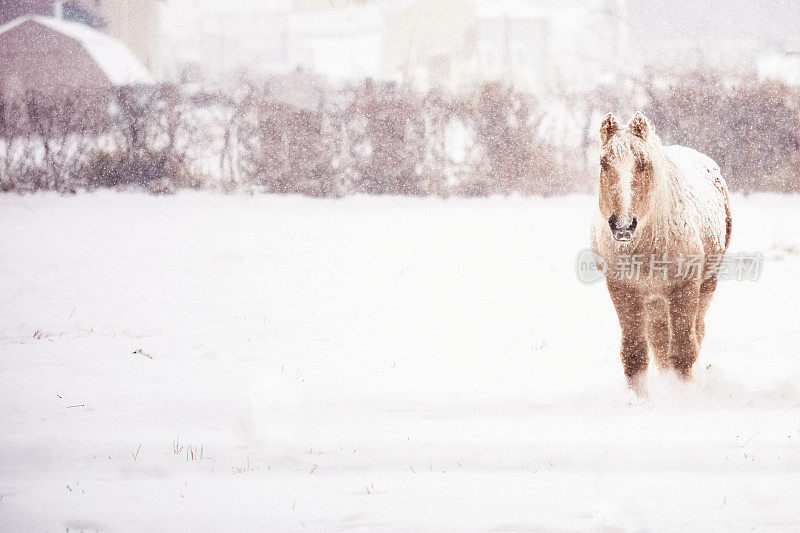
top-left (600, 158), bottom-right (609, 170)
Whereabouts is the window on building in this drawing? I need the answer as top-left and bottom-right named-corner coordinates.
top-left (60, 1), bottom-right (103, 29)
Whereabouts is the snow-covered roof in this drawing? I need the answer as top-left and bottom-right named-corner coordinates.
top-left (0, 16), bottom-right (154, 86)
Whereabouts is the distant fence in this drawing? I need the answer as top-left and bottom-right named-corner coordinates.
top-left (1, 70), bottom-right (799, 195)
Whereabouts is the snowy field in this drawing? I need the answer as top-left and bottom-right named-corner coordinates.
top-left (1, 192), bottom-right (800, 532)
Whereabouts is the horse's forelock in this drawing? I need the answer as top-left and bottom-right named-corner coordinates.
top-left (600, 129), bottom-right (666, 224)
top-left (602, 130), bottom-right (654, 167)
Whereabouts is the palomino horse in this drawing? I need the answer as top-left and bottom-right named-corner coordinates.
top-left (591, 112), bottom-right (732, 394)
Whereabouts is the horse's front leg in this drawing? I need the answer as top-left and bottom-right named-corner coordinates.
top-left (607, 279), bottom-right (649, 394)
top-left (667, 281), bottom-right (701, 379)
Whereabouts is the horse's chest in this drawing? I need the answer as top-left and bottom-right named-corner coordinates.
top-left (603, 248), bottom-right (712, 289)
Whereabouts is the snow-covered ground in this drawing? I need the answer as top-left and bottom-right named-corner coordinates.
top-left (1, 192), bottom-right (799, 531)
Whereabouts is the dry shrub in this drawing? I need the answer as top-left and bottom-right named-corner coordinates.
top-left (83, 85), bottom-right (207, 193)
top-left (0, 97), bottom-right (31, 192)
top-left (417, 90), bottom-right (461, 196)
top-left (342, 80), bottom-right (429, 195)
top-left (455, 83), bottom-right (561, 195)
top-left (1, 84), bottom-right (206, 193)
top-left (645, 69), bottom-right (800, 192)
top-left (237, 95), bottom-right (339, 196)
top-left (0, 89), bottom-right (101, 192)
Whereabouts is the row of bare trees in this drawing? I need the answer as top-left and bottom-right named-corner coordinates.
top-left (1, 69), bottom-right (799, 195)
top-left (220, 81), bottom-right (573, 196)
top-left (0, 86), bottom-right (204, 193)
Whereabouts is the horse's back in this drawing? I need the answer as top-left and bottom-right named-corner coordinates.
top-left (663, 145), bottom-right (731, 252)
top-left (663, 145), bottom-right (723, 188)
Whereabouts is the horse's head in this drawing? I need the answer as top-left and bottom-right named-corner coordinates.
top-left (597, 112), bottom-right (657, 242)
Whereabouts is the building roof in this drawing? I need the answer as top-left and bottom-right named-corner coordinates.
top-left (0, 15), bottom-right (154, 86)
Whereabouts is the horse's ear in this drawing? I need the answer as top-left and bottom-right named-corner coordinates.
top-left (599, 113), bottom-right (619, 146)
top-left (628, 112), bottom-right (653, 140)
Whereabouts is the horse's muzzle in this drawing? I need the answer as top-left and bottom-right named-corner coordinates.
top-left (609, 215), bottom-right (637, 242)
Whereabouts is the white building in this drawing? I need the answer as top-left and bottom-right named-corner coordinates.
top-left (159, 0), bottom-right (391, 84)
top-left (287, 4), bottom-right (386, 82)
top-left (384, 0), bottom-right (619, 93)
top-left (158, 0), bottom-right (622, 93)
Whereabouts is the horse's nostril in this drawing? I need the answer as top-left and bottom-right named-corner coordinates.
top-left (609, 215), bottom-right (637, 234)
